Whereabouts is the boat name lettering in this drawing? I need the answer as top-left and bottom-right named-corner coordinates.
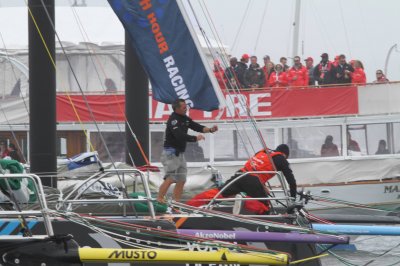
top-left (163, 56), bottom-right (193, 108)
top-left (194, 232), bottom-right (236, 239)
top-left (140, 0), bottom-right (169, 54)
top-left (107, 250), bottom-right (157, 260)
top-left (384, 185), bottom-right (399, 193)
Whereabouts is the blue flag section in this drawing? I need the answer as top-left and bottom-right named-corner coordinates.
top-left (108, 0), bottom-right (220, 111)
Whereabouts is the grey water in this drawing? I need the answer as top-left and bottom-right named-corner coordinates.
top-left (321, 235), bottom-right (400, 265)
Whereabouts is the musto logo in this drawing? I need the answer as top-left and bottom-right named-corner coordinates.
top-left (108, 250), bottom-right (157, 260)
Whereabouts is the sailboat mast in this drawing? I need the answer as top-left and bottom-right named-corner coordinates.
top-left (28, 0), bottom-right (57, 187)
top-left (125, 33), bottom-right (149, 167)
top-left (291, 0), bottom-right (301, 59)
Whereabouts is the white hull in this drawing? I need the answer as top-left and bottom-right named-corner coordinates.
top-left (149, 156), bottom-right (400, 215)
top-left (303, 180), bottom-right (400, 213)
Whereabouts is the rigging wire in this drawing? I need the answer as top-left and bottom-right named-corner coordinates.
top-left (34, 0), bottom-right (133, 171)
top-left (356, 0), bottom-right (378, 68)
top-left (252, 0), bottom-right (270, 54)
top-left (67, 1), bottom-right (149, 166)
top-left (338, 0), bottom-right (352, 58)
top-left (25, 0), bottom-right (96, 155)
top-left (196, 0), bottom-right (270, 152)
top-left (230, 0), bottom-right (252, 53)
top-left (195, 0), bottom-right (280, 188)
top-left (188, 0), bottom-right (257, 157)
top-left (0, 33), bottom-right (30, 115)
top-left (310, 0), bottom-right (336, 55)
top-left (0, 32), bottom-right (29, 162)
top-left (27, 0), bottom-right (138, 215)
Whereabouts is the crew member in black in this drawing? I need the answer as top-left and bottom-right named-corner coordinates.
top-left (157, 99), bottom-right (218, 203)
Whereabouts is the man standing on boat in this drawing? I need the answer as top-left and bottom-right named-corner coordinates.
top-left (157, 99), bottom-right (218, 203)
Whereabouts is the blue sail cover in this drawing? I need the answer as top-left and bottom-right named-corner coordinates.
top-left (108, 0), bottom-right (220, 111)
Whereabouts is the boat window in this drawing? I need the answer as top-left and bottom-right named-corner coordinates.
top-left (346, 125), bottom-right (367, 156)
top-left (283, 126), bottom-right (342, 158)
top-left (186, 129), bottom-right (209, 162)
top-left (0, 133), bottom-right (27, 163)
top-left (237, 128), bottom-right (275, 160)
top-left (56, 137), bottom-right (67, 158)
top-left (347, 123), bottom-right (391, 156)
top-left (90, 132), bottom-right (126, 162)
top-left (365, 123), bottom-right (390, 155)
top-left (392, 123), bottom-right (400, 154)
top-left (214, 130), bottom-right (235, 161)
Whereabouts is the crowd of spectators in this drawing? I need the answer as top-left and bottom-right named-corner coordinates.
top-left (214, 52), bottom-right (390, 90)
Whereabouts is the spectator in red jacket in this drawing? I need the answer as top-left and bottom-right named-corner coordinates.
top-left (373, 70), bottom-right (389, 84)
top-left (213, 59), bottom-right (227, 90)
top-left (287, 56), bottom-right (309, 87)
top-left (262, 59), bottom-right (275, 87)
top-left (268, 64), bottom-right (288, 87)
top-left (350, 60), bottom-right (366, 85)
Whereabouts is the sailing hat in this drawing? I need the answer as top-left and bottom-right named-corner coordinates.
top-left (276, 144), bottom-right (290, 158)
top-left (241, 54), bottom-right (250, 60)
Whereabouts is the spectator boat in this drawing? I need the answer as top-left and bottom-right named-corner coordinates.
top-left (147, 82), bottom-right (400, 220)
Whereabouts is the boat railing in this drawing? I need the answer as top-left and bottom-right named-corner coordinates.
top-left (205, 170), bottom-right (292, 212)
top-left (0, 174), bottom-right (54, 237)
top-left (59, 168), bottom-right (156, 219)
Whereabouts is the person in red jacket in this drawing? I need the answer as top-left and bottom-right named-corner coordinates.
top-left (262, 59), bottom-right (275, 87)
top-left (287, 56), bottom-right (309, 87)
top-left (187, 144), bottom-right (297, 214)
top-left (268, 64), bottom-right (288, 87)
top-left (213, 59), bottom-right (227, 90)
top-left (350, 60), bottom-right (366, 85)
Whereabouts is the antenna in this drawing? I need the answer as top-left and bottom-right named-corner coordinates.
top-left (384, 43), bottom-right (398, 77)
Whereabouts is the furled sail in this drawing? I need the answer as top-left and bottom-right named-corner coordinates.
top-left (108, 0), bottom-right (220, 111)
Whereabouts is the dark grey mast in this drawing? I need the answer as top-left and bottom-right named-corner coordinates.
top-left (125, 33), bottom-right (149, 167)
top-left (28, 0), bottom-right (57, 187)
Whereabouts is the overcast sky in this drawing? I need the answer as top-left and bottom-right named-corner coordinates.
top-left (0, 0), bottom-right (400, 82)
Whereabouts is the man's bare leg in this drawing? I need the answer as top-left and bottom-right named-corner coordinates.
top-left (173, 180), bottom-right (186, 202)
top-left (157, 178), bottom-right (174, 203)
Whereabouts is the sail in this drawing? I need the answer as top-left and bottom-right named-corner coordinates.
top-left (108, 0), bottom-right (220, 111)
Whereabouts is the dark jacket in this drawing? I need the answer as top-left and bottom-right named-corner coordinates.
top-left (333, 63), bottom-right (354, 84)
top-left (244, 63), bottom-right (265, 88)
top-left (273, 154), bottom-right (297, 198)
top-left (307, 66), bottom-right (315, 86)
top-left (313, 61), bottom-right (336, 85)
top-left (236, 61), bottom-right (248, 88)
top-left (224, 65), bottom-right (240, 89)
top-left (164, 112), bottom-right (205, 153)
